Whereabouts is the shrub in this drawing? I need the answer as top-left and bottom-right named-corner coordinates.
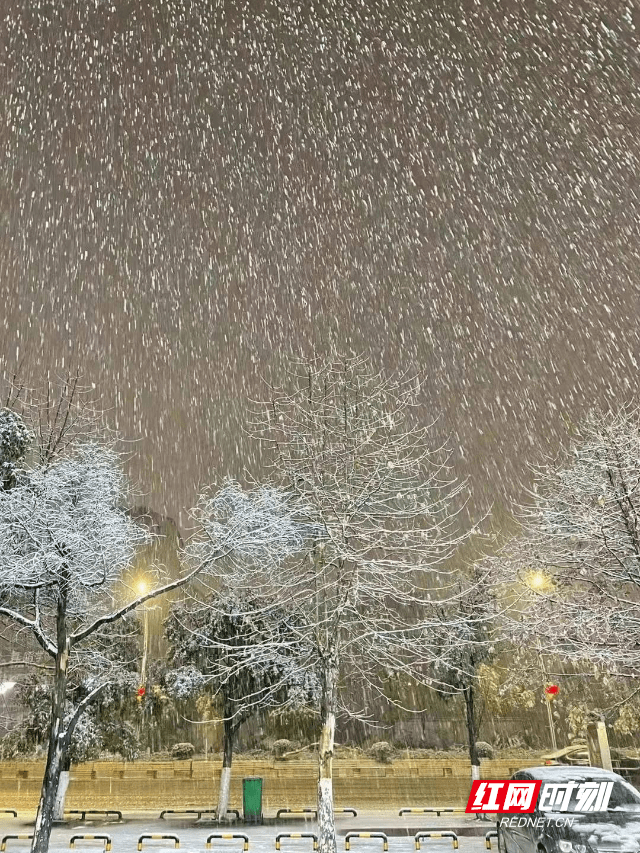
top-left (0, 729), bottom-right (28, 760)
top-left (69, 716), bottom-right (102, 764)
top-left (171, 742), bottom-right (195, 760)
top-left (272, 739), bottom-right (295, 759)
top-left (368, 741), bottom-right (395, 764)
top-left (100, 721), bottom-right (140, 761)
top-left (475, 741), bottom-right (494, 759)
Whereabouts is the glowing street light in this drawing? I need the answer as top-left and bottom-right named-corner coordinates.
top-left (135, 578), bottom-right (150, 597)
top-left (520, 572), bottom-right (559, 749)
top-left (525, 570), bottom-right (552, 592)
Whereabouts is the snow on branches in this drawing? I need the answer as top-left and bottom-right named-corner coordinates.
top-left (498, 409), bottom-right (640, 677)
top-left (188, 479), bottom-right (315, 573)
top-left (166, 596), bottom-right (319, 715)
top-left (243, 357), bottom-right (470, 682)
top-left (0, 407), bottom-right (33, 490)
top-left (193, 357), bottom-right (478, 853)
top-left (0, 430), bottom-right (156, 853)
top-left (0, 442), bottom-right (148, 618)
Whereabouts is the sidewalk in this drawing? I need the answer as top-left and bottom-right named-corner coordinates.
top-left (262, 811), bottom-right (492, 836)
top-left (0, 810), bottom-right (496, 839)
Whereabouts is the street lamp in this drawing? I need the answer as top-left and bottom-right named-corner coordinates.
top-left (525, 570), bottom-right (552, 592)
top-left (135, 578), bottom-right (150, 597)
top-left (522, 572), bottom-right (560, 748)
top-left (132, 577), bottom-right (162, 754)
top-left (544, 684), bottom-right (559, 750)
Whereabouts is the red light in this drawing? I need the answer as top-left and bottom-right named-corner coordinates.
top-left (544, 685), bottom-right (559, 696)
top-left (137, 686), bottom-right (146, 697)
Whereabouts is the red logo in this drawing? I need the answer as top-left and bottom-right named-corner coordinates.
top-left (466, 780), bottom-right (542, 813)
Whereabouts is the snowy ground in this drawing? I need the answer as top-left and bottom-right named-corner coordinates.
top-left (0, 814), bottom-right (493, 853)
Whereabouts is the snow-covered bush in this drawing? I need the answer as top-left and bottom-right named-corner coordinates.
top-left (164, 666), bottom-right (207, 701)
top-left (567, 704), bottom-right (602, 740)
top-left (614, 702), bottom-right (640, 737)
top-left (69, 716), bottom-right (102, 764)
top-left (272, 739), bottom-right (295, 759)
top-left (0, 729), bottom-right (30, 760)
top-left (367, 741), bottom-right (395, 764)
top-left (475, 741), bottom-right (494, 759)
top-left (98, 721), bottom-right (140, 761)
top-left (171, 742), bottom-right (195, 760)
top-left (266, 706), bottom-right (319, 742)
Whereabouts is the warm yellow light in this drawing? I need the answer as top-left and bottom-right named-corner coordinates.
top-left (525, 570), bottom-right (551, 592)
top-left (135, 578), bottom-right (149, 596)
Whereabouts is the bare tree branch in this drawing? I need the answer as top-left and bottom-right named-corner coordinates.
top-left (195, 357), bottom-right (480, 853)
top-left (495, 408), bottom-right (640, 680)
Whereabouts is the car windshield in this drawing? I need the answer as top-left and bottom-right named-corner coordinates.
top-left (540, 781), bottom-right (640, 814)
top-left (608, 783), bottom-right (640, 810)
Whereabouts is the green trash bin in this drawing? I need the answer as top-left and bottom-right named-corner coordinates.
top-left (243, 776), bottom-right (263, 824)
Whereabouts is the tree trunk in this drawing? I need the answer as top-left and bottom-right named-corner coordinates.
top-left (317, 662), bottom-right (338, 853)
top-left (53, 770), bottom-right (70, 822)
top-left (32, 640), bottom-right (70, 853)
top-left (52, 752), bottom-right (72, 822)
top-left (217, 716), bottom-right (235, 822)
top-left (464, 685), bottom-right (480, 781)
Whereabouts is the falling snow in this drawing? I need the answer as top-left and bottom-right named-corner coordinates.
top-left (1, 1), bottom-right (639, 523)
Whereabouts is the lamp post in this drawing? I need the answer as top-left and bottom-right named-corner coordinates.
top-left (135, 579), bottom-right (150, 698)
top-left (535, 639), bottom-right (558, 750)
top-left (523, 571), bottom-right (559, 750)
top-left (134, 579), bottom-right (162, 751)
top-left (141, 605), bottom-right (149, 689)
top-left (544, 684), bottom-right (559, 750)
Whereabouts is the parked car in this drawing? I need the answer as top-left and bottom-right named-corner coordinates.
top-left (497, 766), bottom-right (640, 853)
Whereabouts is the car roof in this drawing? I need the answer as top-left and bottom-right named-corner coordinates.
top-left (516, 766), bottom-right (623, 782)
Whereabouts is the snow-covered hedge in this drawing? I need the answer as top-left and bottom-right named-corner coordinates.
top-left (367, 741), bottom-right (395, 764)
top-left (170, 742), bottom-right (195, 760)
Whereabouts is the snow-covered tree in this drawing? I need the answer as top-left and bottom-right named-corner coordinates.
top-left (195, 357), bottom-right (474, 853)
top-left (477, 658), bottom-right (538, 719)
top-left (429, 570), bottom-right (496, 780)
top-left (0, 407), bottom-right (33, 490)
top-left (2, 616), bottom-right (143, 764)
top-left (497, 409), bottom-right (640, 680)
top-left (0, 426), bottom-right (302, 853)
top-left (0, 441), bottom-right (152, 850)
top-left (166, 595), bottom-right (319, 820)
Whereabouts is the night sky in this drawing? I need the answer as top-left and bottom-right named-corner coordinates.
top-left (1, 0), bottom-right (639, 529)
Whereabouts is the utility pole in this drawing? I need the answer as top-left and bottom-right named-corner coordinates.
top-left (141, 605), bottom-right (149, 687)
top-left (537, 642), bottom-right (558, 750)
